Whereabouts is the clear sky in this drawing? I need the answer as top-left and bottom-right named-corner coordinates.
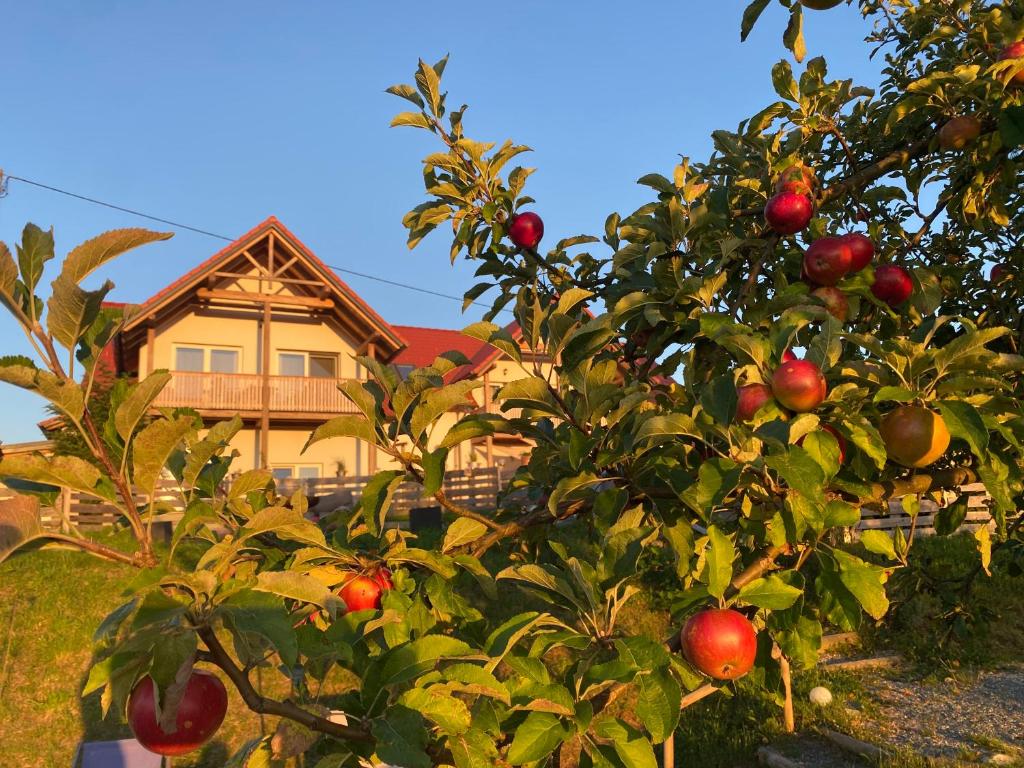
top-left (0, 0), bottom-right (882, 442)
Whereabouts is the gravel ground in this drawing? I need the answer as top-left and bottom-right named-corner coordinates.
top-left (863, 665), bottom-right (1024, 760)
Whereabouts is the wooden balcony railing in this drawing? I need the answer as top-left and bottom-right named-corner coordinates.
top-left (153, 371), bottom-right (360, 415)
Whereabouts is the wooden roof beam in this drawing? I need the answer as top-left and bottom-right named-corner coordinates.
top-left (197, 287), bottom-right (334, 309)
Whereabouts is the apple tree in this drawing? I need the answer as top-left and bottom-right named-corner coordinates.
top-left (1, 1), bottom-right (1023, 766)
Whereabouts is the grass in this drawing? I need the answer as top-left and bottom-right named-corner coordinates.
top-left (0, 530), bottom-right (1022, 767)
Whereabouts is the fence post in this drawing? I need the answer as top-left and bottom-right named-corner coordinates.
top-left (60, 487), bottom-right (73, 534)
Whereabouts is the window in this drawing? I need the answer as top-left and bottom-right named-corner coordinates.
top-left (271, 467), bottom-right (293, 481)
top-left (395, 364), bottom-right (415, 380)
top-left (278, 353), bottom-right (305, 377)
top-left (175, 345), bottom-right (239, 373)
top-left (309, 354), bottom-right (337, 379)
top-left (271, 464), bottom-right (321, 481)
top-left (277, 352), bottom-right (338, 378)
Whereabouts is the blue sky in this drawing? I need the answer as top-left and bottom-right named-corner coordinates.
top-left (0, 1), bottom-right (881, 442)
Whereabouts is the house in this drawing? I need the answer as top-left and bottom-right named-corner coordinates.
top-left (82, 216), bottom-right (539, 483)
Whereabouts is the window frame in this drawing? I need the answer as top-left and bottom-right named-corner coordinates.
top-left (275, 350), bottom-right (340, 378)
top-left (172, 344), bottom-right (242, 373)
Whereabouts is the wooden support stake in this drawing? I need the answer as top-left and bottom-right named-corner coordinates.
top-left (259, 301), bottom-right (272, 469)
top-left (662, 734), bottom-right (675, 768)
top-left (779, 651), bottom-right (795, 734)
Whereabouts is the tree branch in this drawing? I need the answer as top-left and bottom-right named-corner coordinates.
top-left (196, 625), bottom-right (374, 744)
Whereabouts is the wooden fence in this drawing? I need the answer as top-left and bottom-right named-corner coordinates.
top-left (0, 467), bottom-right (504, 532)
top-left (855, 483), bottom-right (995, 538)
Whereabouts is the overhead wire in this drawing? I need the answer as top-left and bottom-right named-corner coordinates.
top-left (1, 173), bottom-right (501, 311)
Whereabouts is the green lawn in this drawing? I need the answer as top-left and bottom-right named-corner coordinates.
top-left (0, 531), bottom-right (1020, 767)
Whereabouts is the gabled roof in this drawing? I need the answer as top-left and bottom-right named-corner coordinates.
top-left (391, 325), bottom-right (489, 368)
top-left (122, 216), bottom-right (406, 355)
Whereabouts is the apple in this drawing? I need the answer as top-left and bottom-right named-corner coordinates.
top-left (127, 671), bottom-right (228, 756)
top-left (774, 164), bottom-right (817, 197)
top-left (772, 359), bottom-right (827, 413)
top-left (843, 232), bottom-right (874, 272)
top-left (764, 191), bottom-right (813, 235)
top-left (990, 263), bottom-right (1011, 283)
top-left (508, 212), bottom-right (544, 250)
top-left (871, 264), bottom-right (913, 306)
top-left (938, 116), bottom-right (982, 151)
top-left (680, 609), bottom-right (758, 681)
top-left (372, 566), bottom-right (394, 591)
top-left (781, 348), bottom-right (798, 363)
top-left (736, 383), bottom-right (774, 422)
top-left (811, 286), bottom-right (850, 323)
top-left (799, 0), bottom-right (845, 8)
top-left (339, 574), bottom-right (385, 613)
top-left (798, 424), bottom-right (847, 464)
top-left (999, 41), bottom-right (1024, 87)
top-left (803, 237), bottom-right (853, 286)
top-left (879, 406), bottom-right (950, 468)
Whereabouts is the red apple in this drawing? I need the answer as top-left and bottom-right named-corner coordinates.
top-left (339, 574), bottom-right (384, 613)
top-left (764, 192), bottom-right (813, 235)
top-left (999, 41), bottom-right (1024, 87)
top-left (781, 348), bottom-right (798, 363)
top-left (843, 233), bottom-right (874, 272)
top-left (803, 237), bottom-right (853, 286)
top-left (508, 212), bottom-right (544, 250)
top-left (798, 424), bottom-right (847, 464)
top-left (127, 671), bottom-right (228, 756)
top-left (799, 0), bottom-right (844, 8)
top-left (811, 286), bottom-right (850, 323)
top-left (736, 383), bottom-right (774, 422)
top-left (372, 566), bottom-right (394, 591)
top-left (774, 164), bottom-right (817, 197)
top-left (772, 359), bottom-right (827, 413)
top-left (680, 609), bottom-right (758, 681)
top-left (938, 116), bottom-right (982, 151)
top-left (871, 264), bottom-right (913, 306)
top-left (990, 263), bottom-right (1011, 283)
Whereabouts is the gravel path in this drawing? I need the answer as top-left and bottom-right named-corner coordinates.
top-left (864, 665), bottom-right (1024, 760)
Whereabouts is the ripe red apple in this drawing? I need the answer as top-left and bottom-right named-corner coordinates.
top-left (774, 164), bottom-right (817, 197)
top-left (798, 424), bottom-right (847, 464)
top-left (781, 348), bottom-right (798, 363)
top-left (799, 0), bottom-right (844, 8)
top-left (811, 286), bottom-right (850, 323)
top-left (771, 359), bottom-right (827, 413)
top-left (339, 574), bottom-right (384, 613)
top-left (871, 264), bottom-right (913, 306)
top-left (372, 566), bottom-right (393, 591)
top-left (680, 609), bottom-right (758, 681)
top-left (736, 383), bottom-right (774, 422)
top-left (803, 237), bottom-right (853, 286)
top-left (879, 406), bottom-right (950, 468)
top-left (999, 41), bottom-right (1024, 87)
top-left (127, 672), bottom-right (228, 756)
top-left (764, 192), bottom-right (813, 235)
top-left (938, 116), bottom-right (982, 151)
top-left (990, 263), bottom-right (1011, 283)
top-left (508, 212), bottom-right (544, 250)
top-left (843, 233), bottom-right (874, 272)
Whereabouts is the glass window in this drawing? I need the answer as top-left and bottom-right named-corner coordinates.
top-left (210, 349), bottom-right (239, 374)
top-left (271, 467), bottom-right (293, 480)
top-left (395, 364), bottom-right (415, 380)
top-left (297, 466), bottom-right (320, 479)
top-left (309, 354), bottom-right (337, 379)
top-left (175, 347), bottom-right (205, 372)
top-left (279, 353), bottom-right (305, 376)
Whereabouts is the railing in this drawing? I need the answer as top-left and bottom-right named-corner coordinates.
top-left (153, 371), bottom-right (360, 414)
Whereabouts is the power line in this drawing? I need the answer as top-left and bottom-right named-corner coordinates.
top-left (2, 173), bottom-right (502, 311)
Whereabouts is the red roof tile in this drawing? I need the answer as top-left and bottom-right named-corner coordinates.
top-left (391, 325), bottom-right (488, 368)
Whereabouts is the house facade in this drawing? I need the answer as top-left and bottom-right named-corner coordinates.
top-left (98, 216), bottom-right (537, 482)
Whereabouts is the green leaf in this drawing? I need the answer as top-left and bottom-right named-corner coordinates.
top-left (371, 706), bottom-right (432, 768)
top-left (422, 447), bottom-right (448, 496)
top-left (304, 414), bottom-right (376, 451)
top-left (399, 687), bottom-right (472, 734)
top-left (115, 371), bottom-right (172, 443)
top-left (59, 228), bottom-right (173, 285)
top-left (783, 6), bottom-right (806, 63)
top-left (937, 400), bottom-right (988, 456)
top-left (506, 712), bottom-right (570, 765)
top-left (0, 453), bottom-right (115, 502)
top-left (737, 574), bottom-right (803, 609)
top-left (443, 517), bottom-right (488, 553)
top-left (372, 635), bottom-right (473, 689)
top-left (448, 728), bottom-right (500, 768)
top-left (46, 278), bottom-right (113, 352)
top-left (359, 470), bottom-right (405, 537)
top-left (999, 105), bottom-right (1024, 148)
top-left (496, 376), bottom-right (560, 416)
top-left (182, 416), bottom-right (243, 488)
top-left (254, 572), bottom-right (343, 614)
top-left (132, 415), bottom-right (194, 499)
top-left (462, 321), bottom-right (522, 363)
top-left (771, 60), bottom-right (799, 102)
top-left (592, 718), bottom-right (658, 768)
top-left (634, 413), bottom-right (701, 443)
top-left (704, 525), bottom-right (735, 599)
top-left (16, 224), bottom-right (55, 311)
top-left (859, 530), bottom-right (896, 560)
top-left (240, 506), bottom-right (326, 547)
top-left (391, 111), bottom-right (432, 129)
top-left (386, 83), bottom-right (425, 109)
top-left (635, 671), bottom-right (681, 743)
top-left (741, 0), bottom-right (772, 41)
top-left (410, 380), bottom-right (481, 441)
top-left (834, 550), bottom-right (889, 620)
top-left (765, 447), bottom-right (825, 499)
top-left (221, 589), bottom-right (299, 667)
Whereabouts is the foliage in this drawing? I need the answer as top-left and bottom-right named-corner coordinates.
top-left (0, 2), bottom-right (1023, 766)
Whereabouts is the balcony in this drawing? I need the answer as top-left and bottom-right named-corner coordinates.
top-left (153, 371), bottom-right (360, 416)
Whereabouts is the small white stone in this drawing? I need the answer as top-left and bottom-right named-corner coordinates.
top-left (987, 754), bottom-right (1014, 766)
top-left (809, 686), bottom-right (833, 706)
